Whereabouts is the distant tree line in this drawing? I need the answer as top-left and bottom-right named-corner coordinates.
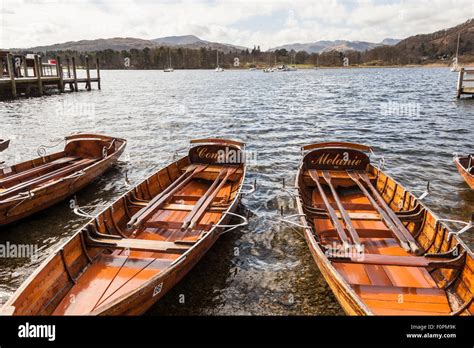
top-left (21, 36), bottom-right (472, 70)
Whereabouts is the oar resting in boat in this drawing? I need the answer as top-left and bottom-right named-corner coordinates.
top-left (311, 169), bottom-right (363, 252)
top-left (296, 141), bottom-right (473, 316)
top-left (0, 158), bottom-right (96, 200)
top-left (308, 169), bottom-right (353, 251)
top-left (182, 166), bottom-right (239, 231)
top-left (127, 164), bottom-right (208, 229)
top-left (347, 170), bottom-right (421, 254)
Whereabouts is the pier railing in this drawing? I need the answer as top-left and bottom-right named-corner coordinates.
top-left (0, 53), bottom-right (101, 98)
top-left (457, 67), bottom-right (474, 98)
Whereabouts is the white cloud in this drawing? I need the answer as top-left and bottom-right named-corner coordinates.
top-left (0, 0), bottom-right (472, 50)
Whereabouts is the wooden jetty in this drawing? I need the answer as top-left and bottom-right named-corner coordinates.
top-left (457, 67), bottom-right (474, 98)
top-left (0, 51), bottom-right (101, 98)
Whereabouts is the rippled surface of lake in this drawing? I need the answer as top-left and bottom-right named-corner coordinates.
top-left (1, 68), bottom-right (473, 315)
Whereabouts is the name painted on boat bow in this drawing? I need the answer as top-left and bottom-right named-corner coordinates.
top-left (304, 148), bottom-right (370, 170)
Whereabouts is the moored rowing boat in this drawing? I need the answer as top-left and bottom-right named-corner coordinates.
top-left (454, 154), bottom-right (474, 189)
top-left (295, 142), bottom-right (473, 316)
top-left (1, 138), bottom-right (247, 315)
top-left (0, 134), bottom-right (126, 226)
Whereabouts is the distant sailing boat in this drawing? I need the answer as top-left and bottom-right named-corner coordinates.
top-left (263, 54), bottom-right (274, 72)
top-left (215, 51), bottom-right (224, 72)
top-left (451, 33), bottom-right (461, 72)
top-left (314, 55), bottom-right (319, 70)
top-left (164, 49), bottom-right (174, 72)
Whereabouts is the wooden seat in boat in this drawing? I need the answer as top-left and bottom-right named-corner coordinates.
top-left (86, 237), bottom-right (190, 254)
top-left (329, 253), bottom-right (464, 268)
top-left (162, 203), bottom-right (228, 212)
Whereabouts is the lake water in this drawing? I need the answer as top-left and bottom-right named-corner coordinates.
top-left (0, 68), bottom-right (473, 315)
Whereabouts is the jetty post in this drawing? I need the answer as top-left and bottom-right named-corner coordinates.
top-left (23, 56), bottom-right (28, 77)
top-left (457, 68), bottom-right (464, 98)
top-left (85, 56), bottom-right (91, 91)
top-left (34, 55), bottom-right (43, 96)
top-left (6, 53), bottom-right (17, 98)
top-left (66, 57), bottom-right (71, 78)
top-left (66, 56), bottom-right (73, 90)
top-left (72, 57), bottom-right (79, 91)
top-left (96, 57), bottom-right (101, 90)
top-left (56, 57), bottom-right (64, 92)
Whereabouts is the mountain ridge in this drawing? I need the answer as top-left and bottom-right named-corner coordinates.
top-left (268, 39), bottom-right (401, 53)
top-left (24, 35), bottom-right (247, 53)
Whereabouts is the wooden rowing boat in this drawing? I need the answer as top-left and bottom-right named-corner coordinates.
top-left (454, 154), bottom-right (474, 189)
top-left (0, 139), bottom-right (10, 152)
top-left (295, 142), bottom-right (473, 316)
top-left (0, 134), bottom-right (126, 226)
top-left (1, 138), bottom-right (247, 315)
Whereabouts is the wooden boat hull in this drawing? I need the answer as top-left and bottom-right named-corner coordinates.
top-left (296, 142), bottom-right (473, 316)
top-left (454, 155), bottom-right (474, 189)
top-left (2, 139), bottom-right (246, 315)
top-left (0, 134), bottom-right (126, 226)
top-left (0, 139), bottom-right (10, 152)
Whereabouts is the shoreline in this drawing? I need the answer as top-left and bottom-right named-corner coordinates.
top-left (98, 64), bottom-right (469, 71)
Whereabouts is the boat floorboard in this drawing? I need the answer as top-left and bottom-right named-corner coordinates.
top-left (53, 254), bottom-right (173, 315)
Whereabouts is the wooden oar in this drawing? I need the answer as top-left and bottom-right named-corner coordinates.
top-left (308, 169), bottom-right (351, 250)
top-left (321, 171), bottom-right (362, 250)
top-left (184, 166), bottom-right (238, 231)
top-left (356, 171), bottom-right (421, 254)
top-left (128, 164), bottom-right (207, 229)
top-left (181, 165), bottom-right (238, 232)
top-left (346, 170), bottom-right (413, 253)
top-left (0, 158), bottom-right (94, 200)
top-left (0, 156), bottom-right (78, 187)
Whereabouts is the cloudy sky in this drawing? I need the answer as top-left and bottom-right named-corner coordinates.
top-left (0, 0), bottom-right (473, 49)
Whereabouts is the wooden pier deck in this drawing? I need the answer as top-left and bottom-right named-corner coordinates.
top-left (0, 53), bottom-right (101, 98)
top-left (457, 67), bottom-right (474, 98)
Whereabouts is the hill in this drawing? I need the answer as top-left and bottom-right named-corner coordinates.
top-left (25, 35), bottom-right (247, 53)
top-left (268, 39), bottom-right (400, 53)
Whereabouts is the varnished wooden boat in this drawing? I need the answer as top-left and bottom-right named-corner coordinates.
top-left (454, 154), bottom-right (474, 189)
top-left (1, 138), bottom-right (247, 315)
top-left (295, 142), bottom-right (473, 316)
top-left (0, 139), bottom-right (10, 152)
top-left (0, 134), bottom-right (126, 226)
